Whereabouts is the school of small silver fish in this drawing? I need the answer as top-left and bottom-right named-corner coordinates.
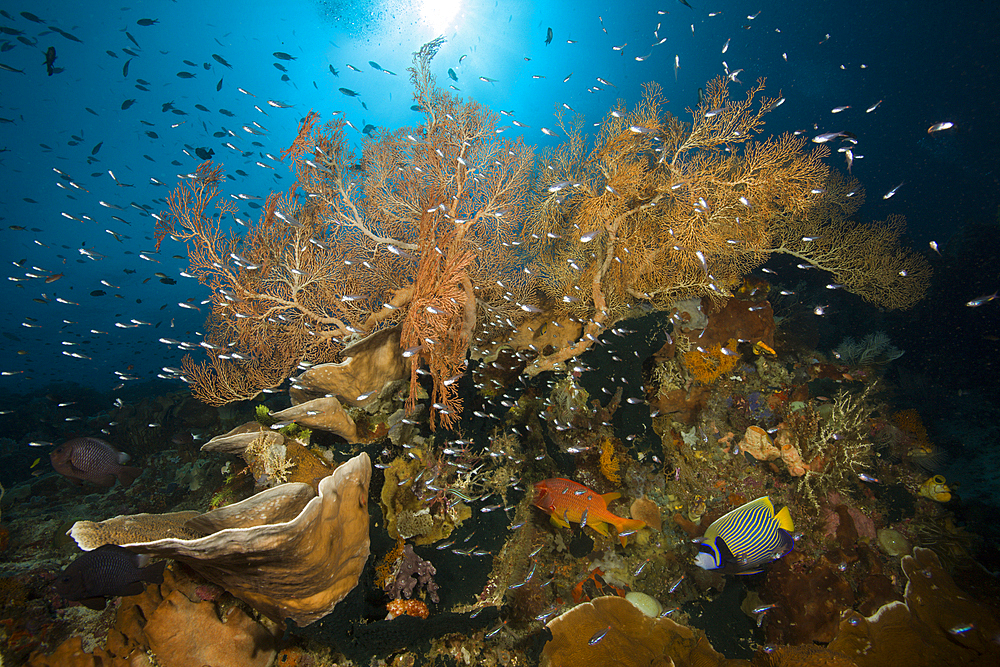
top-left (0, 3), bottom-right (976, 397)
top-left (0, 2), bottom-right (994, 663)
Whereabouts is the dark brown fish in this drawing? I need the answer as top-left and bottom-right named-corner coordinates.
top-left (50, 437), bottom-right (141, 487)
top-left (55, 545), bottom-right (165, 610)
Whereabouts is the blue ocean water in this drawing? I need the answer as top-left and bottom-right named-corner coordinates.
top-left (2, 0), bottom-right (1000, 663)
top-left (1, 0), bottom-right (998, 391)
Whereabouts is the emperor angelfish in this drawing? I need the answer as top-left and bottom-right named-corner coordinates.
top-left (694, 496), bottom-right (794, 575)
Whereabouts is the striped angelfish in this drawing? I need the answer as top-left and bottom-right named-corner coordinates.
top-left (694, 496), bottom-right (795, 575)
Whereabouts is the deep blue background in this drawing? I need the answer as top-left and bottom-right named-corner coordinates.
top-left (1, 0), bottom-right (998, 392)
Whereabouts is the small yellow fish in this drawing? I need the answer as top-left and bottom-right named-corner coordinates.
top-left (753, 341), bottom-right (776, 356)
top-left (31, 457), bottom-right (41, 469)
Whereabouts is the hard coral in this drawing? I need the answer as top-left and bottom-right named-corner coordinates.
top-left (31, 564), bottom-right (277, 667)
top-left (69, 452), bottom-right (372, 627)
top-left (541, 595), bottom-right (730, 667)
top-left (825, 547), bottom-right (1000, 667)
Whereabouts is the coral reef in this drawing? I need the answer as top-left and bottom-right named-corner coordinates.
top-left (776, 383), bottom-right (879, 506)
top-left (682, 338), bottom-right (740, 385)
top-left (822, 547), bottom-right (999, 667)
top-left (67, 453), bottom-right (371, 626)
top-left (541, 595), bottom-right (733, 667)
top-left (387, 544), bottom-right (440, 603)
top-left (29, 563), bottom-right (278, 667)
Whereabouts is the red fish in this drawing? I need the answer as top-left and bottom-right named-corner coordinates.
top-left (533, 478), bottom-right (645, 546)
top-left (50, 437), bottom-right (141, 488)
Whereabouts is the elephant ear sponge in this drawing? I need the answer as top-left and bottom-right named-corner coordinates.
top-left (69, 452), bottom-right (372, 627)
top-left (824, 547), bottom-right (1000, 666)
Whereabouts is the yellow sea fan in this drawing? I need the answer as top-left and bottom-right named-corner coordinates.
top-left (681, 338), bottom-right (739, 385)
top-left (600, 438), bottom-right (622, 485)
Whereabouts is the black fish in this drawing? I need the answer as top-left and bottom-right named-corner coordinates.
top-left (218, 108), bottom-right (235, 117)
top-left (90, 290), bottom-right (106, 296)
top-left (44, 46), bottom-right (56, 75)
top-left (280, 74), bottom-right (289, 82)
top-left (126, 32), bottom-right (140, 49)
top-left (176, 71), bottom-right (195, 78)
top-left (136, 18), bottom-right (159, 26)
top-left (362, 123), bottom-right (376, 135)
top-left (195, 104), bottom-right (210, 112)
top-left (91, 141), bottom-right (102, 155)
top-left (329, 64), bottom-right (338, 76)
top-left (21, 11), bottom-right (45, 23)
top-left (216, 77), bottom-right (223, 91)
top-left (339, 87), bottom-right (359, 97)
top-left (183, 59), bottom-right (197, 67)
top-left (52, 27), bottom-right (83, 43)
top-left (213, 53), bottom-right (232, 68)
top-left (105, 49), bottom-right (118, 58)
top-left (410, 104), bottom-right (425, 112)
top-left (448, 68), bottom-right (457, 81)
top-left (122, 58), bottom-right (131, 77)
top-left (122, 47), bottom-right (138, 57)
top-left (678, 0), bottom-right (693, 8)
top-left (273, 62), bottom-right (287, 72)
top-left (195, 147), bottom-right (214, 160)
top-left (55, 545), bottom-right (165, 610)
top-left (545, 27), bottom-right (553, 45)
top-left (121, 99), bottom-right (136, 110)
top-left (159, 277), bottom-right (176, 285)
top-left (273, 51), bottom-right (296, 60)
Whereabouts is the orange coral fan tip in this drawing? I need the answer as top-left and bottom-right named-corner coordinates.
top-left (386, 598), bottom-right (429, 620)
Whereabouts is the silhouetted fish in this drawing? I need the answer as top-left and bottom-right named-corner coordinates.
top-left (44, 46), bottom-right (56, 75)
top-left (55, 545), bottom-right (165, 610)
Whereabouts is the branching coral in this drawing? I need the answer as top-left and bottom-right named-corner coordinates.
top-left (785, 383), bottom-right (878, 507)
